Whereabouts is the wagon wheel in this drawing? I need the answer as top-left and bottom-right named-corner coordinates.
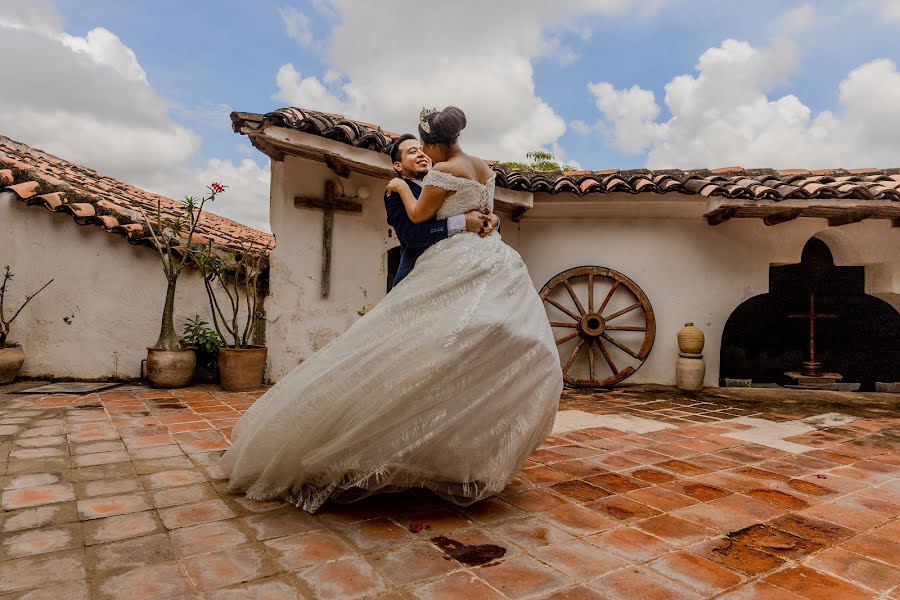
top-left (539, 266), bottom-right (655, 388)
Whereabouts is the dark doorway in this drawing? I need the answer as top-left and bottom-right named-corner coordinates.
top-left (386, 246), bottom-right (401, 293)
top-left (721, 237), bottom-right (900, 390)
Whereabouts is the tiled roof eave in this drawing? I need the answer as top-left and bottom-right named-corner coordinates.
top-left (232, 107), bottom-right (900, 204)
top-left (1, 136), bottom-right (275, 267)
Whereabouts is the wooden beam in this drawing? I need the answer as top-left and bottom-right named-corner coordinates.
top-left (324, 152), bottom-right (352, 178)
top-left (705, 207), bottom-right (737, 226)
top-left (510, 206), bottom-right (528, 223)
top-left (827, 210), bottom-right (868, 227)
top-left (295, 196), bottom-right (363, 213)
top-left (763, 208), bottom-right (803, 226)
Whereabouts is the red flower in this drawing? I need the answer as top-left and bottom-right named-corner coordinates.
top-left (409, 521), bottom-right (424, 533)
top-left (210, 182), bottom-right (225, 193)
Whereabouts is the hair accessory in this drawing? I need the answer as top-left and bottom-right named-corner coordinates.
top-left (419, 107), bottom-right (438, 134)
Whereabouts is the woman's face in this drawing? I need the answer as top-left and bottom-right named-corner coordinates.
top-left (421, 141), bottom-right (445, 164)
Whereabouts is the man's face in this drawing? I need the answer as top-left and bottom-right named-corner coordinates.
top-left (393, 138), bottom-right (431, 178)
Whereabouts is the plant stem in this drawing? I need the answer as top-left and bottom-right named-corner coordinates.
top-left (154, 277), bottom-right (181, 350)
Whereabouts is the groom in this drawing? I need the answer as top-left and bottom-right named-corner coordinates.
top-left (385, 134), bottom-right (499, 288)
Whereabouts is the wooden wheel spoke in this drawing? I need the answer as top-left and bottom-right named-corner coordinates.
top-left (540, 266), bottom-right (655, 388)
top-left (587, 337), bottom-right (595, 380)
top-left (595, 338), bottom-right (618, 375)
top-left (555, 331), bottom-right (579, 346)
top-left (604, 302), bottom-right (641, 322)
top-left (562, 280), bottom-right (586, 316)
top-left (597, 280), bottom-right (619, 314)
top-left (601, 332), bottom-right (640, 359)
top-left (562, 337), bottom-right (586, 373)
top-left (588, 274), bottom-right (594, 313)
top-left (545, 297), bottom-right (581, 321)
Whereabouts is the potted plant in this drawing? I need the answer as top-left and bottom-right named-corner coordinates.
top-left (139, 182), bottom-right (225, 388)
top-left (193, 240), bottom-right (268, 391)
top-left (180, 316), bottom-right (224, 383)
top-left (0, 267), bottom-right (53, 384)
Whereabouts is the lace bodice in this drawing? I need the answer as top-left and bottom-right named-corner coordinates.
top-left (423, 169), bottom-right (496, 219)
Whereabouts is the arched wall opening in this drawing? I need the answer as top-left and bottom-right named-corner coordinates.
top-left (720, 236), bottom-right (900, 390)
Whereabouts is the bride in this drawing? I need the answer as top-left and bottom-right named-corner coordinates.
top-left (220, 106), bottom-right (563, 513)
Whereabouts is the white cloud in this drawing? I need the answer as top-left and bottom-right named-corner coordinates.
top-left (0, 2), bottom-right (270, 232)
top-left (0, 0), bottom-right (61, 33)
top-left (570, 120), bottom-right (592, 135)
top-left (586, 35), bottom-right (900, 169)
top-left (273, 63), bottom-right (352, 114)
top-left (588, 82), bottom-right (662, 154)
top-left (279, 6), bottom-right (313, 46)
top-left (540, 35), bottom-right (582, 66)
top-left (773, 3), bottom-right (816, 34)
top-left (635, 0), bottom-right (673, 20)
top-left (59, 27), bottom-right (147, 83)
top-left (137, 158), bottom-right (272, 233)
top-left (310, 0), bottom-right (338, 19)
top-left (0, 5), bottom-right (199, 178)
top-left (860, 0), bottom-right (900, 22)
top-left (272, 0), bottom-right (635, 161)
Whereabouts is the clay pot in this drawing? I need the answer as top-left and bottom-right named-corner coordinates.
top-left (676, 355), bottom-right (705, 391)
top-left (146, 347), bottom-right (196, 389)
top-left (218, 346), bottom-right (267, 391)
top-left (677, 322), bottom-right (705, 354)
top-left (0, 345), bottom-right (26, 384)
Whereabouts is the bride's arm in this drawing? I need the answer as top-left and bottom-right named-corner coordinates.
top-left (386, 178), bottom-right (448, 224)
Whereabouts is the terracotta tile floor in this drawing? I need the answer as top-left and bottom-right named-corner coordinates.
top-left (0, 382), bottom-right (897, 599)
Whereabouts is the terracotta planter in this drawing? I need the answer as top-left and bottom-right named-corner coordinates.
top-left (146, 347), bottom-right (196, 389)
top-left (0, 345), bottom-right (26, 384)
top-left (218, 346), bottom-right (267, 391)
top-left (677, 322), bottom-right (705, 354)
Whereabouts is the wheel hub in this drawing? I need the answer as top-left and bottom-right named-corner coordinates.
top-left (580, 313), bottom-right (606, 337)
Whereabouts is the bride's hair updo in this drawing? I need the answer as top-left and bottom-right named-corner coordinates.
top-left (419, 106), bottom-right (467, 146)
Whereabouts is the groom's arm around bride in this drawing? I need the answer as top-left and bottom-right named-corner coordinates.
top-left (386, 134), bottom-right (498, 288)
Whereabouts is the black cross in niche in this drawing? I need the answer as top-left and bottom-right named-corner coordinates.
top-left (787, 292), bottom-right (837, 377)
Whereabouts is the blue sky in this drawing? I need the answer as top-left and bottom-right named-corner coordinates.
top-left (51, 0), bottom-right (899, 171)
top-left (2, 0), bottom-right (898, 229)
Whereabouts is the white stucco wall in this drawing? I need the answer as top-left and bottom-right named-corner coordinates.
top-left (265, 156), bottom-right (397, 379)
top-left (516, 209), bottom-right (899, 386)
top-left (265, 155), bottom-right (898, 388)
top-left (264, 156), bottom-right (529, 381)
top-left (1, 192), bottom-right (249, 380)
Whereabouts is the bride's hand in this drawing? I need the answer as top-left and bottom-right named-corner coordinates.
top-left (386, 178), bottom-right (407, 193)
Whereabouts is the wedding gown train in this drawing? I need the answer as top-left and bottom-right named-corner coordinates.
top-left (219, 169), bottom-right (563, 513)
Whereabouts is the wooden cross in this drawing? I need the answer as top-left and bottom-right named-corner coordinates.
top-left (787, 292), bottom-right (837, 376)
top-left (294, 180), bottom-right (362, 297)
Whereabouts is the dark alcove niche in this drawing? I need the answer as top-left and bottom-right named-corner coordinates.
top-left (720, 237), bottom-right (900, 390)
top-left (386, 246), bottom-right (401, 293)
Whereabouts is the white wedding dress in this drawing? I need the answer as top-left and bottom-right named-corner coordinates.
top-left (220, 169), bottom-right (563, 513)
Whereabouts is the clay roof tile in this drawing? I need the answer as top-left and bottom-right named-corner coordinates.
top-left (7, 180), bottom-right (40, 199)
top-left (229, 107), bottom-right (900, 206)
top-left (0, 135), bottom-right (274, 261)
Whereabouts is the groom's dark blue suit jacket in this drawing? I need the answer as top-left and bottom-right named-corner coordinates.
top-left (384, 180), bottom-right (446, 287)
top-left (385, 177), bottom-right (499, 287)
